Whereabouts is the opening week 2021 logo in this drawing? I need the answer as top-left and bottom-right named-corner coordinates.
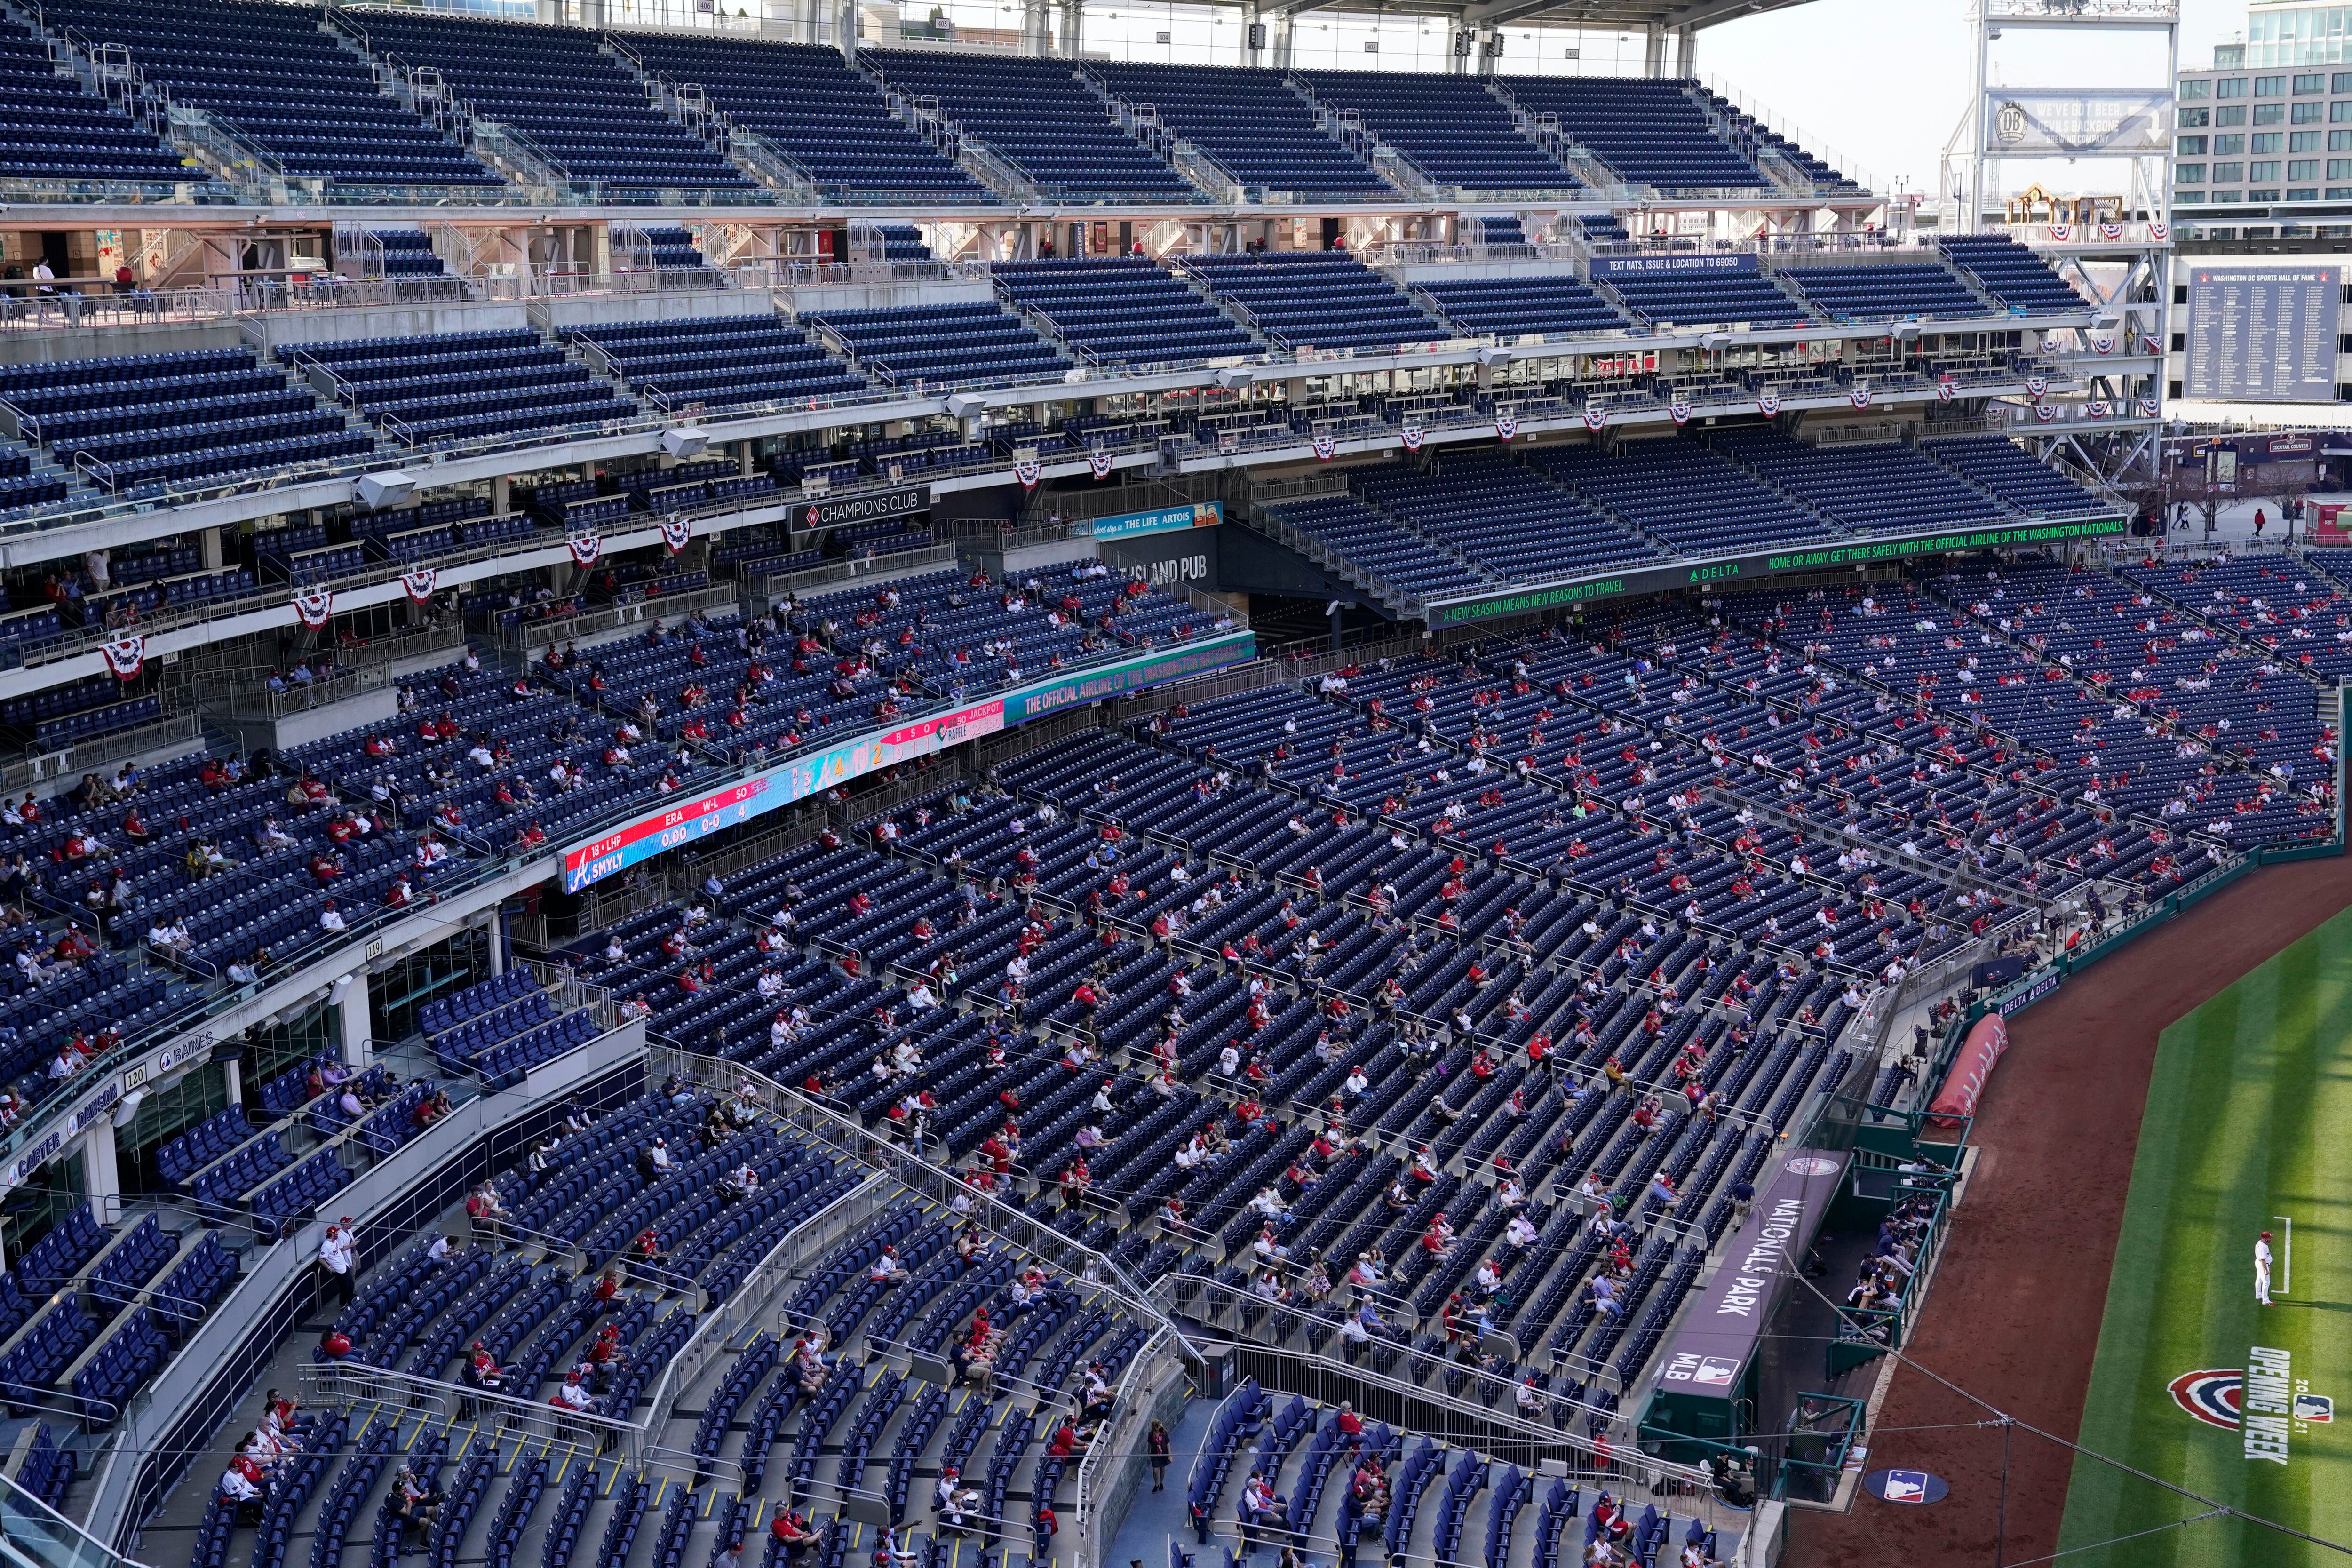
top-left (2171, 1350), bottom-right (2333, 1465)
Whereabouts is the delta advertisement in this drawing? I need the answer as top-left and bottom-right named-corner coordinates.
top-left (1091, 501), bottom-right (1223, 542)
top-left (559, 629), bottom-right (1256, 891)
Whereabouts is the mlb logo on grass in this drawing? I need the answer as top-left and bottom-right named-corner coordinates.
top-left (2296, 1394), bottom-right (2333, 1424)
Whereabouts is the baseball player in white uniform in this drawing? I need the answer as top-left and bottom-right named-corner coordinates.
top-left (2257, 1230), bottom-right (2275, 1306)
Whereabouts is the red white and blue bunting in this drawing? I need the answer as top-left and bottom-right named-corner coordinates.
top-left (2034, 402), bottom-right (2058, 422)
top-left (1582, 407), bottom-right (1607, 433)
top-left (566, 532), bottom-right (602, 567)
top-left (2138, 396), bottom-right (2161, 417)
top-left (99, 635), bottom-right (144, 682)
top-left (294, 589), bottom-right (334, 629)
top-left (2086, 399), bottom-right (2112, 418)
top-left (1088, 449), bottom-right (1114, 480)
top-left (1755, 392), bottom-right (1780, 418)
top-left (1668, 398), bottom-right (1692, 426)
top-left (1936, 377), bottom-right (1957, 402)
top-left (2025, 376), bottom-right (2049, 398)
top-left (1312, 434), bottom-right (1337, 462)
top-left (1400, 424), bottom-right (1425, 453)
top-left (1849, 386), bottom-right (1872, 409)
top-left (400, 567), bottom-right (438, 604)
top-left (1013, 457), bottom-right (1042, 490)
top-left (659, 517), bottom-right (692, 555)
top-left (1495, 414), bottom-right (1519, 442)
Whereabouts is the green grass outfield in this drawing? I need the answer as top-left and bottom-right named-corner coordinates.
top-left (2059, 905), bottom-right (2352, 1566)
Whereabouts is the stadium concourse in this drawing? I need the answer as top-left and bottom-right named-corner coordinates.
top-left (0, 5), bottom-right (2244, 1568)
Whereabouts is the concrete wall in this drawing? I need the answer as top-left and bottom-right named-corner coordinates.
top-left (0, 319), bottom-right (246, 365)
top-left (532, 286), bottom-right (778, 332)
top-left (225, 684), bottom-right (399, 755)
top-left (1394, 259), bottom-right (1583, 284)
top-left (782, 279), bottom-right (994, 317)
top-left (250, 300), bottom-right (532, 350)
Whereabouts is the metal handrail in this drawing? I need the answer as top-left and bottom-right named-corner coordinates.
top-left (646, 1044), bottom-right (1201, 1365)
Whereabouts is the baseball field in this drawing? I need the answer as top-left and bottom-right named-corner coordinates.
top-left (2057, 902), bottom-right (2352, 1566)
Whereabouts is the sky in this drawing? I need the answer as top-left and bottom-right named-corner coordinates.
top-left (1703, 0), bottom-right (2247, 200)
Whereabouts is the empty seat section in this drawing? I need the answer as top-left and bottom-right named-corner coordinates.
top-left (616, 33), bottom-right (987, 202)
top-left (569, 315), bottom-right (865, 410)
top-left (1711, 427), bottom-right (2006, 535)
top-left (0, 348), bottom-right (367, 494)
top-left (34, 0), bottom-right (500, 189)
top-left (1922, 435), bottom-right (2108, 516)
top-left (1182, 252), bottom-right (1445, 353)
top-left (1498, 76), bottom-right (1767, 192)
top-left (863, 49), bottom-right (1192, 200)
top-left (1783, 263), bottom-right (1988, 322)
top-left (350, 12), bottom-right (753, 192)
top-left (1296, 71), bottom-right (1579, 192)
top-left (1600, 265), bottom-right (1811, 329)
top-left (1690, 85), bottom-right (1860, 192)
top-left (995, 257), bottom-right (1258, 367)
top-left (362, 230), bottom-right (447, 277)
top-left (1353, 454), bottom-right (1661, 582)
top-left (0, 17), bottom-right (204, 187)
top-left (1938, 234), bottom-right (2089, 313)
top-left (1416, 274), bottom-right (1629, 340)
top-left (874, 224), bottom-right (933, 260)
top-left (1532, 435), bottom-right (1840, 556)
top-left (1264, 493), bottom-right (1492, 602)
top-left (1088, 62), bottom-right (1388, 196)
top-left (803, 302), bottom-right (1068, 389)
top-left (284, 330), bottom-right (635, 446)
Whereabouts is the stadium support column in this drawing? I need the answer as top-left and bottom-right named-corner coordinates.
top-left (1243, 1), bottom-right (1263, 66)
top-left (1677, 25), bottom-right (1696, 75)
top-left (1643, 22), bottom-right (1666, 77)
top-left (81, 1125), bottom-right (119, 1226)
top-left (1024, 0), bottom-right (1051, 56)
top-left (1057, 0), bottom-right (1081, 56)
top-left (333, 973), bottom-right (372, 1070)
top-left (1448, 11), bottom-right (1470, 74)
top-left (486, 911), bottom-right (508, 979)
top-left (1271, 11), bottom-right (1295, 71)
top-left (490, 474), bottom-right (510, 517)
top-left (222, 1055), bottom-right (241, 1109)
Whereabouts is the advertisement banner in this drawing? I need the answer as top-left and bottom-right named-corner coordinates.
top-left (1090, 501), bottom-right (1224, 542)
top-left (1654, 1150), bottom-right (1850, 1401)
top-left (1587, 252), bottom-right (1759, 279)
top-left (560, 630), bottom-right (1256, 891)
top-left (1982, 89), bottom-right (2171, 155)
top-left (1423, 515), bottom-right (2126, 626)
